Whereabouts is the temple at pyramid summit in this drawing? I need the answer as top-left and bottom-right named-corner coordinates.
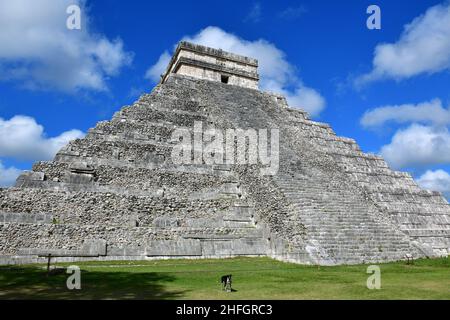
top-left (1, 41), bottom-right (449, 265)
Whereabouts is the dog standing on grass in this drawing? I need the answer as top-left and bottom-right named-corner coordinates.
top-left (221, 274), bottom-right (232, 292)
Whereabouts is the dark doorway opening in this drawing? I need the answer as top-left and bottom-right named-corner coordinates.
top-left (221, 75), bottom-right (229, 84)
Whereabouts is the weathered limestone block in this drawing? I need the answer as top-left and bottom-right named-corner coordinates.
top-left (63, 172), bottom-right (95, 184)
top-left (82, 239), bottom-right (107, 256)
top-left (69, 162), bottom-right (95, 174)
top-left (153, 217), bottom-right (179, 228)
top-left (17, 171), bottom-right (44, 182)
top-left (146, 239), bottom-right (202, 256)
top-left (220, 182), bottom-right (241, 195)
top-left (200, 238), bottom-right (268, 256)
top-left (0, 212), bottom-right (53, 224)
top-left (17, 239), bottom-right (106, 257)
top-left (14, 171), bottom-right (44, 187)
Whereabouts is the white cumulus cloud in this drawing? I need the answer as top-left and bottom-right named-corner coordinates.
top-left (0, 0), bottom-right (133, 92)
top-left (361, 99), bottom-right (450, 128)
top-left (244, 2), bottom-right (262, 23)
top-left (277, 6), bottom-right (307, 20)
top-left (0, 161), bottom-right (22, 187)
top-left (146, 26), bottom-right (326, 117)
top-left (145, 51), bottom-right (171, 83)
top-left (380, 124), bottom-right (450, 169)
top-left (362, 98), bottom-right (450, 171)
top-left (357, 2), bottom-right (450, 85)
top-left (417, 169), bottom-right (450, 200)
top-left (0, 115), bottom-right (85, 161)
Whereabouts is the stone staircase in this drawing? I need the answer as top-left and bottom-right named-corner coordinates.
top-left (273, 173), bottom-right (420, 265)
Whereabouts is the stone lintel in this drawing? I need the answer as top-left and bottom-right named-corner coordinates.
top-left (177, 41), bottom-right (258, 66)
top-left (173, 57), bottom-right (259, 80)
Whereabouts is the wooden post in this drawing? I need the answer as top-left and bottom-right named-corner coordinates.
top-left (46, 254), bottom-right (51, 276)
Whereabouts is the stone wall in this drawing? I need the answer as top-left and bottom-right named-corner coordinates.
top-left (161, 41), bottom-right (259, 89)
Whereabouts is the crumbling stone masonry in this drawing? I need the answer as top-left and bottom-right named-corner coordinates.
top-left (0, 42), bottom-right (449, 265)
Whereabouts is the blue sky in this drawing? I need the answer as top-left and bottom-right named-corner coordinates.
top-left (0, 0), bottom-right (450, 199)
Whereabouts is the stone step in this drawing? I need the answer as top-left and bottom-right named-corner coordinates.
top-left (114, 103), bottom-right (208, 126)
top-left (94, 120), bottom-right (175, 139)
top-left (0, 188), bottom-right (237, 227)
top-left (30, 161), bottom-right (238, 196)
top-left (272, 173), bottom-right (418, 259)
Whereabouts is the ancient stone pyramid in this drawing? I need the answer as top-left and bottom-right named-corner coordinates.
top-left (1, 42), bottom-right (449, 265)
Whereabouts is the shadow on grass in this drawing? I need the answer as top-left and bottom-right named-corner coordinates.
top-left (0, 267), bottom-right (186, 300)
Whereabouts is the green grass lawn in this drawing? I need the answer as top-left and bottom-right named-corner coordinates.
top-left (0, 257), bottom-right (448, 300)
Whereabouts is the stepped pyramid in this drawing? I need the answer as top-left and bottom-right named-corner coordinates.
top-left (1, 42), bottom-right (449, 265)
